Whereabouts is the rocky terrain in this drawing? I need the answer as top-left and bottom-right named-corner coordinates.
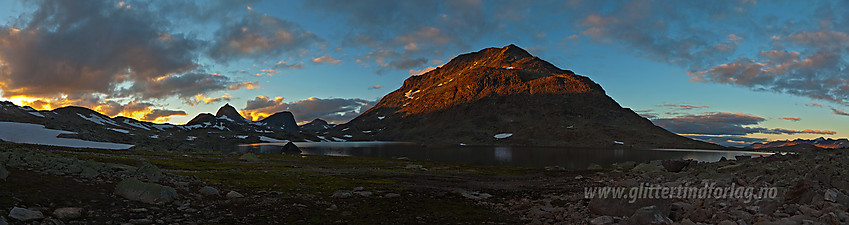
top-left (2, 140), bottom-right (848, 224)
top-left (337, 45), bottom-right (720, 149)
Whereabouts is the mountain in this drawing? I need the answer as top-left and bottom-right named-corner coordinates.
top-left (0, 101), bottom-right (329, 151)
top-left (335, 44), bottom-right (720, 149)
top-left (215, 103), bottom-right (248, 122)
top-left (747, 137), bottom-right (849, 149)
top-left (260, 111), bottom-right (299, 132)
top-left (300, 118), bottom-right (331, 132)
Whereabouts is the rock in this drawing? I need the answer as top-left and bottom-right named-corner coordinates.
top-left (786, 180), bottom-right (816, 204)
top-left (824, 189), bottom-right (849, 207)
top-left (225, 191), bottom-right (244, 199)
top-left (757, 200), bottom-right (780, 214)
top-left (0, 216), bottom-right (6, 225)
top-left (588, 197), bottom-right (671, 217)
top-left (52, 207), bottom-right (83, 220)
top-left (353, 191), bottom-right (372, 197)
top-left (679, 219), bottom-right (697, 225)
top-left (0, 164), bottom-right (8, 181)
top-left (626, 205), bottom-right (672, 225)
top-left (8, 207), bottom-right (44, 222)
top-left (384, 193), bottom-right (401, 198)
top-left (589, 216), bottom-right (614, 225)
top-left (352, 187), bottom-right (365, 191)
top-left (198, 186), bottom-right (220, 196)
top-left (617, 161), bottom-right (638, 170)
top-left (135, 160), bottom-right (164, 182)
top-left (331, 190), bottom-right (353, 198)
top-left (631, 163), bottom-right (663, 174)
top-left (671, 202), bottom-right (695, 212)
top-left (717, 220), bottom-right (737, 225)
top-left (128, 218), bottom-right (153, 225)
top-left (114, 178), bottom-right (178, 204)
top-left (239, 153), bottom-right (259, 161)
top-left (282, 142), bottom-right (302, 154)
top-left (79, 167), bottom-right (99, 178)
top-left (798, 205), bottom-right (822, 218)
top-left (661, 160), bottom-right (690, 172)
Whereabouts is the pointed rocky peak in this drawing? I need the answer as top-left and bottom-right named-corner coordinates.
top-left (499, 44), bottom-right (533, 59)
top-left (215, 103), bottom-right (247, 122)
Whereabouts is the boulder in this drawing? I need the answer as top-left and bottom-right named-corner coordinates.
top-left (332, 190), bottom-right (353, 198)
top-left (589, 216), bottom-right (614, 225)
top-left (114, 178), bottom-right (178, 204)
top-left (8, 207), bottom-right (44, 222)
top-left (632, 163), bottom-right (663, 174)
top-left (199, 186), bottom-right (220, 196)
top-left (282, 142), bottom-right (302, 154)
top-left (225, 191), bottom-right (244, 199)
top-left (52, 207), bottom-right (83, 220)
top-left (626, 205), bottom-right (672, 225)
top-left (661, 160), bottom-right (690, 172)
top-left (135, 160), bottom-right (164, 182)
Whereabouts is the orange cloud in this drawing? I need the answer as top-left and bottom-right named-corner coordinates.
top-left (779, 117), bottom-right (801, 121)
top-left (312, 55), bottom-right (341, 64)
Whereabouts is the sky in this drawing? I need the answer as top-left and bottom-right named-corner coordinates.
top-left (0, 0), bottom-right (848, 147)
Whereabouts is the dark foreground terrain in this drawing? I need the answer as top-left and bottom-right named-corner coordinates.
top-left (1, 142), bottom-right (848, 225)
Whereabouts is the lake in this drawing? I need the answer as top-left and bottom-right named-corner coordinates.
top-left (235, 142), bottom-right (773, 169)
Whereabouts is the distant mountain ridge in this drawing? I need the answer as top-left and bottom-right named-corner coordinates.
top-left (747, 137), bottom-right (849, 149)
top-left (334, 44), bottom-right (721, 149)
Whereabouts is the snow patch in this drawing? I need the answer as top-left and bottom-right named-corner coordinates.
top-left (108, 128), bottom-right (130, 134)
top-left (186, 136), bottom-right (197, 141)
top-left (0, 122), bottom-right (133, 150)
top-left (343, 134), bottom-right (353, 138)
top-left (150, 124), bottom-right (174, 130)
top-left (219, 115), bottom-right (234, 122)
top-left (503, 66), bottom-right (514, 70)
top-left (493, 133), bottom-right (513, 139)
top-left (362, 131), bottom-right (372, 133)
top-left (316, 136), bottom-right (329, 142)
top-left (150, 135), bottom-right (159, 139)
top-left (405, 89), bottom-right (421, 99)
top-left (77, 113), bottom-right (121, 127)
top-left (613, 141), bottom-right (624, 145)
top-left (260, 136), bottom-right (288, 143)
top-left (123, 121), bottom-right (151, 130)
top-left (377, 116), bottom-right (385, 120)
top-left (28, 112), bottom-right (44, 118)
top-left (235, 135), bottom-right (249, 139)
top-left (331, 137), bottom-right (347, 142)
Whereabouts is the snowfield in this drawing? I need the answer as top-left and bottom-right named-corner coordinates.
top-left (259, 136), bottom-right (288, 143)
top-left (0, 122), bottom-right (133, 150)
top-left (493, 133), bottom-right (513, 139)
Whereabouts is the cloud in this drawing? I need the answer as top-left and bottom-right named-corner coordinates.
top-left (0, 1), bottom-right (202, 101)
top-left (566, 1), bottom-right (849, 105)
top-left (208, 13), bottom-right (321, 62)
top-left (833, 108), bottom-right (849, 116)
top-left (634, 109), bottom-right (658, 119)
top-left (312, 55), bottom-right (342, 64)
top-left (141, 109), bottom-right (187, 122)
top-left (186, 94), bottom-right (230, 106)
top-left (240, 96), bottom-right (377, 123)
top-left (779, 117), bottom-right (801, 121)
top-left (274, 61), bottom-right (304, 69)
top-left (303, 1), bottom-right (493, 72)
top-left (806, 102), bottom-right (824, 107)
top-left (368, 85), bottom-right (383, 90)
top-left (653, 112), bottom-right (836, 136)
top-left (659, 104), bottom-right (709, 110)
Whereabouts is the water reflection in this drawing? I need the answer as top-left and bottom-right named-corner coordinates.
top-left (235, 142), bottom-right (773, 169)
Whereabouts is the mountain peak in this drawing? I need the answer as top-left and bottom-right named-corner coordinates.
top-left (215, 103), bottom-right (247, 122)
